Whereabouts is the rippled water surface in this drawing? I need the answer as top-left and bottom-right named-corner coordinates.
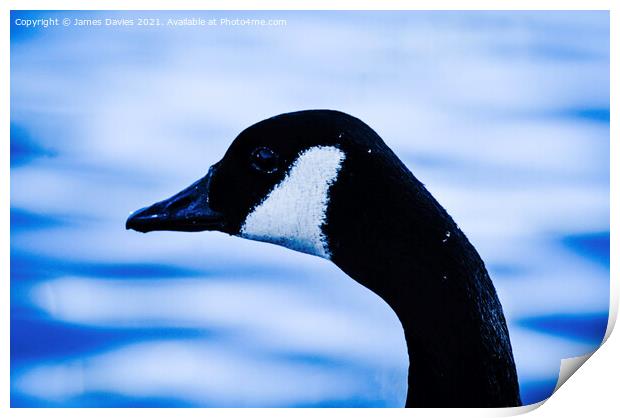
top-left (11, 11), bottom-right (609, 407)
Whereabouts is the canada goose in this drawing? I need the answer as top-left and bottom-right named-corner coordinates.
top-left (126, 110), bottom-right (521, 407)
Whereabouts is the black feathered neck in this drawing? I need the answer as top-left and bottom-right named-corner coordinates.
top-left (318, 118), bottom-right (521, 407)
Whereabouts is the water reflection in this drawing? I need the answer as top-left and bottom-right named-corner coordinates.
top-left (11, 10), bottom-right (609, 407)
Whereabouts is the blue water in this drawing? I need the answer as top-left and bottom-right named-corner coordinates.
top-left (10, 10), bottom-right (609, 407)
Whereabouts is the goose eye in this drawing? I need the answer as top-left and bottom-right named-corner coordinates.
top-left (251, 147), bottom-right (279, 173)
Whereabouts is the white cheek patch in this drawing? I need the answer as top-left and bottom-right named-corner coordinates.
top-left (240, 146), bottom-right (345, 259)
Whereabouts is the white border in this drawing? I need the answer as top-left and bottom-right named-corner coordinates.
top-left (0, 0), bottom-right (615, 11)
top-left (1, 0), bottom-right (616, 416)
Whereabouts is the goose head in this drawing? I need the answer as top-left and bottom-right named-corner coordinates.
top-left (126, 109), bottom-right (388, 261)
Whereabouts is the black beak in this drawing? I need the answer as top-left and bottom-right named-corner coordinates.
top-left (126, 166), bottom-right (226, 233)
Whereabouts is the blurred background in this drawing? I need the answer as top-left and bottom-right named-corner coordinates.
top-left (11, 11), bottom-right (609, 407)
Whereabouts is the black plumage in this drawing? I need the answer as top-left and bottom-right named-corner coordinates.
top-left (127, 110), bottom-right (521, 407)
